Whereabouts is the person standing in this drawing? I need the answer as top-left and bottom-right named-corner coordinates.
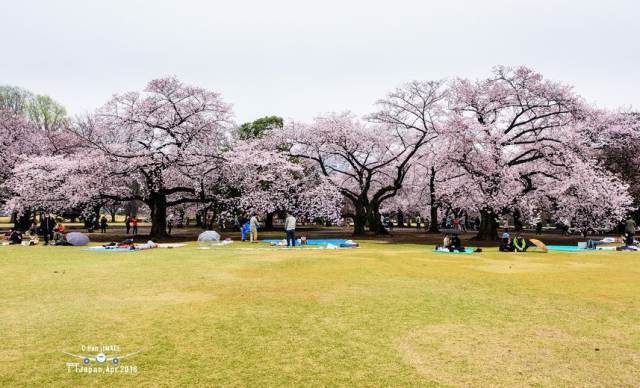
top-left (249, 215), bottom-right (259, 243)
top-left (284, 212), bottom-right (297, 247)
top-left (241, 220), bottom-right (251, 241)
top-left (625, 217), bottom-right (636, 235)
top-left (40, 213), bottom-right (56, 245)
top-left (416, 215), bottom-right (421, 231)
top-left (167, 216), bottom-right (173, 235)
top-left (125, 216), bottom-right (131, 234)
top-left (624, 217), bottom-right (636, 244)
top-left (100, 216), bottom-right (108, 233)
top-left (131, 217), bottom-right (138, 235)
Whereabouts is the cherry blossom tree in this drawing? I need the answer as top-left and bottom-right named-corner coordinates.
top-left (0, 110), bottom-right (38, 201)
top-left (581, 111), bottom-right (640, 216)
top-left (220, 140), bottom-right (343, 223)
top-left (281, 81), bottom-right (447, 235)
top-left (514, 157), bottom-right (634, 233)
top-left (444, 66), bottom-right (589, 239)
top-left (5, 153), bottom-right (128, 220)
top-left (7, 79), bottom-right (342, 237)
top-left (0, 109), bottom-right (45, 229)
top-left (67, 77), bottom-right (234, 237)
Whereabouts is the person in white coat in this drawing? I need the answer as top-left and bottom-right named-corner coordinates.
top-left (249, 215), bottom-right (259, 243)
top-left (284, 212), bottom-right (297, 247)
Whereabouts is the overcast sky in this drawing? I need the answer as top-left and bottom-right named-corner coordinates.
top-left (1, 0), bottom-right (638, 123)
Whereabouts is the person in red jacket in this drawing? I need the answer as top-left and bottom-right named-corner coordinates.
top-left (131, 217), bottom-right (139, 235)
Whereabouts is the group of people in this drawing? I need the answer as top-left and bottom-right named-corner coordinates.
top-left (101, 238), bottom-right (157, 250)
top-left (3, 228), bottom-right (37, 245)
top-left (3, 213), bottom-right (68, 246)
top-left (499, 230), bottom-right (530, 252)
top-left (241, 212), bottom-right (298, 247)
top-left (124, 216), bottom-right (139, 235)
top-left (84, 215), bottom-right (110, 233)
top-left (615, 218), bottom-right (639, 251)
top-left (436, 233), bottom-right (467, 252)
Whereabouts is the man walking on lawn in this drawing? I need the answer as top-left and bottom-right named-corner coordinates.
top-left (284, 212), bottom-right (297, 247)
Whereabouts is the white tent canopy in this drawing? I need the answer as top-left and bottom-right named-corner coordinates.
top-left (197, 231), bottom-right (221, 245)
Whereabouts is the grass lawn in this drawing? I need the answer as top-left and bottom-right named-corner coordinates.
top-left (1, 242), bottom-right (639, 386)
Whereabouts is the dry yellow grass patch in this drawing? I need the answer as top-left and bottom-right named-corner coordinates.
top-left (398, 323), bottom-right (640, 387)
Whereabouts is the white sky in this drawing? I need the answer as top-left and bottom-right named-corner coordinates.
top-left (1, 0), bottom-right (638, 123)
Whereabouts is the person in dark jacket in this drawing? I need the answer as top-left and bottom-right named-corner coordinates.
top-left (125, 216), bottom-right (131, 234)
top-left (100, 216), bottom-right (108, 233)
top-left (40, 213), bottom-right (56, 245)
top-left (448, 234), bottom-right (465, 252)
top-left (9, 229), bottom-right (23, 245)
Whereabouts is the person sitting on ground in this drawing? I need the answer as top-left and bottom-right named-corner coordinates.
top-left (54, 220), bottom-right (66, 242)
top-left (448, 234), bottom-right (465, 252)
top-left (499, 229), bottom-right (514, 252)
top-left (501, 229), bottom-right (510, 246)
top-left (443, 234), bottom-right (451, 249)
top-left (513, 235), bottom-right (528, 252)
top-left (29, 222), bottom-right (38, 236)
top-left (499, 236), bottom-right (515, 252)
top-left (24, 230), bottom-right (39, 246)
top-left (54, 233), bottom-right (72, 246)
top-left (9, 229), bottom-right (23, 245)
top-left (617, 232), bottom-right (639, 251)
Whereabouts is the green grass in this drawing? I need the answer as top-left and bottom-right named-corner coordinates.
top-left (1, 242), bottom-right (639, 386)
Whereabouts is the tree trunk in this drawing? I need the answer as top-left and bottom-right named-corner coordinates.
top-left (397, 210), bottom-right (405, 228)
top-left (265, 212), bottom-right (274, 230)
top-left (428, 168), bottom-right (439, 233)
top-left (148, 193), bottom-right (168, 238)
top-left (429, 205), bottom-right (440, 233)
top-left (513, 209), bottom-right (523, 232)
top-left (110, 208), bottom-right (117, 223)
top-left (476, 209), bottom-right (498, 241)
top-left (93, 205), bottom-right (101, 229)
top-left (368, 203), bottom-right (389, 235)
top-left (352, 203), bottom-right (367, 235)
